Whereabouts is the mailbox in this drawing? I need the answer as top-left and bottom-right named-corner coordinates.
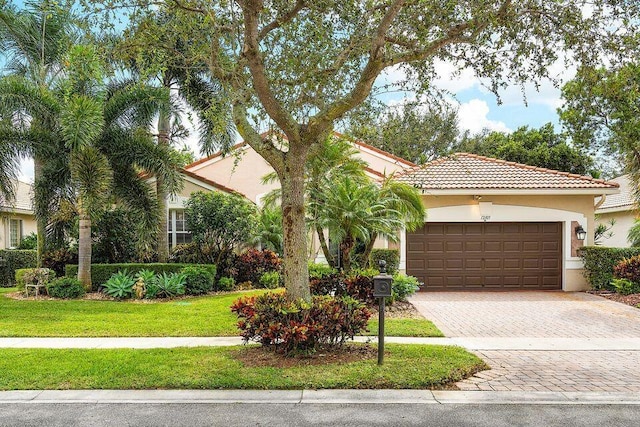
top-left (373, 261), bottom-right (392, 298)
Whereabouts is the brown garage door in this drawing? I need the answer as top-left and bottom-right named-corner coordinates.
top-left (407, 222), bottom-right (562, 291)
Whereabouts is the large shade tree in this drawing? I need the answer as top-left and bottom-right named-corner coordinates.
top-left (89, 0), bottom-right (639, 300)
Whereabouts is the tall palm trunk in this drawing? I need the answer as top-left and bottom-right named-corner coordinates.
top-left (34, 157), bottom-right (46, 267)
top-left (155, 111), bottom-right (171, 262)
top-left (77, 210), bottom-right (92, 290)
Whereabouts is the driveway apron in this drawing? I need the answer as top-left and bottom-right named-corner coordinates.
top-left (409, 292), bottom-right (640, 392)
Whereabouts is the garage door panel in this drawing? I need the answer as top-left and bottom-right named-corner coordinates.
top-left (407, 222), bottom-right (562, 291)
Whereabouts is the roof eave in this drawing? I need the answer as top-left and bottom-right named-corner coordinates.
top-left (414, 188), bottom-right (621, 196)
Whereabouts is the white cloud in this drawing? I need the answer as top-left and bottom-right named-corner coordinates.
top-left (457, 99), bottom-right (511, 134)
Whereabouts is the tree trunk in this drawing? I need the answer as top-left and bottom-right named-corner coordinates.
top-left (340, 236), bottom-right (355, 272)
top-left (34, 157), bottom-right (46, 267)
top-left (280, 146), bottom-right (311, 301)
top-left (77, 215), bottom-right (92, 291)
top-left (316, 225), bottom-right (335, 268)
top-left (156, 111), bottom-right (171, 262)
top-left (362, 232), bottom-right (378, 269)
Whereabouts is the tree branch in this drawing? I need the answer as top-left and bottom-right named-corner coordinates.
top-left (239, 0), bottom-right (301, 143)
top-left (258, 0), bottom-right (305, 40)
top-left (231, 101), bottom-right (285, 174)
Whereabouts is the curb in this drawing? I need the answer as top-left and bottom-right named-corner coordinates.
top-left (1, 390), bottom-right (640, 405)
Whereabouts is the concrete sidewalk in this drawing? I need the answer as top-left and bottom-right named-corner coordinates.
top-left (2, 336), bottom-right (640, 350)
top-left (1, 389), bottom-right (640, 405)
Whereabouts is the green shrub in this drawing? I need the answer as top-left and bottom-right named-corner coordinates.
top-left (17, 232), bottom-right (37, 250)
top-left (580, 247), bottom-right (640, 290)
top-left (103, 271), bottom-right (135, 299)
top-left (147, 272), bottom-right (186, 299)
top-left (65, 263), bottom-right (216, 290)
top-left (0, 249), bottom-right (37, 287)
top-left (258, 271), bottom-right (281, 289)
top-left (217, 277), bottom-right (235, 291)
top-left (46, 277), bottom-right (85, 299)
top-left (610, 278), bottom-right (640, 295)
top-left (181, 266), bottom-right (215, 295)
top-left (392, 274), bottom-right (421, 302)
top-left (15, 268), bottom-right (33, 287)
top-left (231, 292), bottom-right (371, 356)
top-left (347, 267), bottom-right (379, 279)
top-left (370, 249), bottom-right (400, 274)
top-left (308, 262), bottom-right (336, 279)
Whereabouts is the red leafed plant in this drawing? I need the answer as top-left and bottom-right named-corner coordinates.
top-left (231, 292), bottom-right (371, 355)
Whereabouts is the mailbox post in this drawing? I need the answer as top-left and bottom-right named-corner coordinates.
top-left (373, 260), bottom-right (392, 365)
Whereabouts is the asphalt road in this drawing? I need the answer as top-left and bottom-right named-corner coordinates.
top-left (1, 403), bottom-right (639, 427)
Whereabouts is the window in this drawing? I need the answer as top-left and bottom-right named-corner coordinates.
top-left (9, 219), bottom-right (22, 249)
top-left (167, 209), bottom-right (192, 251)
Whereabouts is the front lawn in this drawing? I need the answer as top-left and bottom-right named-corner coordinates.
top-left (0, 344), bottom-right (486, 390)
top-left (0, 288), bottom-right (443, 338)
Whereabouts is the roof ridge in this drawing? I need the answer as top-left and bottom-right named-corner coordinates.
top-left (185, 130), bottom-right (417, 170)
top-left (451, 152), bottom-right (619, 188)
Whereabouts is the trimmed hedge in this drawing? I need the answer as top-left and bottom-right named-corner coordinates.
top-left (0, 250), bottom-right (37, 287)
top-left (65, 263), bottom-right (216, 290)
top-left (370, 249), bottom-right (400, 274)
top-left (579, 246), bottom-right (640, 290)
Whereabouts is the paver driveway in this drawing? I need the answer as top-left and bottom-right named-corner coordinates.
top-left (410, 292), bottom-right (640, 392)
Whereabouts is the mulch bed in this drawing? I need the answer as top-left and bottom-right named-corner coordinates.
top-left (370, 300), bottom-right (425, 319)
top-left (588, 290), bottom-right (640, 308)
top-left (236, 344), bottom-right (378, 368)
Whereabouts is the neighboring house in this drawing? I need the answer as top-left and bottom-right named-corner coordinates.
top-left (395, 153), bottom-right (620, 292)
top-left (595, 174), bottom-right (636, 248)
top-left (0, 180), bottom-right (37, 249)
top-left (144, 169), bottom-right (246, 251)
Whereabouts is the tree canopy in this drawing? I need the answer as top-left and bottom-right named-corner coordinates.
top-left (346, 101), bottom-right (460, 164)
top-left (455, 123), bottom-right (596, 175)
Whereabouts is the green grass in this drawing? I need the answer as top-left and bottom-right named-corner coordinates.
top-left (366, 318), bottom-right (444, 337)
top-left (0, 288), bottom-right (443, 338)
top-left (0, 287), bottom-right (261, 337)
top-left (0, 344), bottom-right (486, 390)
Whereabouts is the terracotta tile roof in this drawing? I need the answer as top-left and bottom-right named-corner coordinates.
top-left (0, 180), bottom-right (33, 213)
top-left (597, 175), bottom-right (635, 211)
top-left (395, 153), bottom-right (620, 191)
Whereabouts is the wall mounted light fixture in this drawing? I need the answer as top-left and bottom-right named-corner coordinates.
top-left (575, 225), bottom-right (587, 241)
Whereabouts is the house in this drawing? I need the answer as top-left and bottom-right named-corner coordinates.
top-left (394, 153), bottom-right (620, 292)
top-left (0, 180), bottom-right (37, 249)
top-left (183, 132), bottom-right (416, 204)
top-left (182, 132), bottom-right (416, 259)
top-left (144, 169), bottom-right (245, 251)
top-left (594, 174), bottom-right (636, 247)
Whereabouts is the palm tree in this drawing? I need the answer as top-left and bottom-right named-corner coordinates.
top-left (57, 45), bottom-right (182, 288)
top-left (252, 207), bottom-right (284, 256)
top-left (0, 0), bottom-right (80, 263)
top-left (359, 175), bottom-right (425, 266)
top-left (117, 12), bottom-right (235, 262)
